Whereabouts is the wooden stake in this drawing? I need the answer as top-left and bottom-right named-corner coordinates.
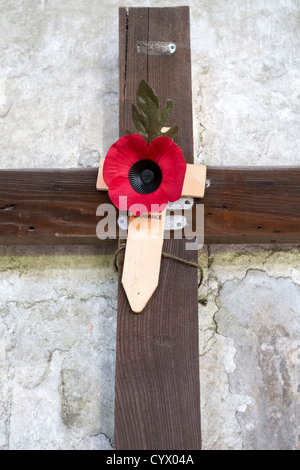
top-left (122, 210), bottom-right (166, 313)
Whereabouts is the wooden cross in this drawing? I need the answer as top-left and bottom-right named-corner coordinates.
top-left (1, 6), bottom-right (300, 451)
top-left (96, 151), bottom-right (206, 314)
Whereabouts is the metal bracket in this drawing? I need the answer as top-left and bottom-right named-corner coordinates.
top-left (136, 41), bottom-right (176, 55)
top-left (167, 197), bottom-right (193, 211)
top-left (117, 214), bottom-right (188, 232)
top-left (117, 197), bottom-right (194, 232)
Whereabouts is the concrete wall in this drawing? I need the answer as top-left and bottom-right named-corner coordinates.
top-left (0, 0), bottom-right (299, 450)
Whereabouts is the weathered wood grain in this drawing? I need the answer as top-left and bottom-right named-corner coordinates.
top-left (0, 168), bottom-right (106, 245)
top-left (114, 6), bottom-right (202, 450)
top-left (1, 167), bottom-right (300, 245)
top-left (203, 167), bottom-right (300, 244)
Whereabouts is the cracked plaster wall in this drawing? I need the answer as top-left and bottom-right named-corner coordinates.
top-left (0, 0), bottom-right (299, 450)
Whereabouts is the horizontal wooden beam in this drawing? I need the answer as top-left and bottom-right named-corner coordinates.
top-left (0, 167), bottom-right (300, 245)
top-left (0, 168), bottom-right (105, 245)
top-left (205, 167), bottom-right (300, 244)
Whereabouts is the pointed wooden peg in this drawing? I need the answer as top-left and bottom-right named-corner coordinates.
top-left (121, 210), bottom-right (166, 313)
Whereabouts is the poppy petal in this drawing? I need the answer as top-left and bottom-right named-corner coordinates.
top-left (104, 134), bottom-right (186, 213)
top-left (127, 187), bottom-right (169, 214)
top-left (103, 134), bottom-right (149, 187)
top-left (107, 176), bottom-right (133, 211)
top-left (149, 137), bottom-right (186, 201)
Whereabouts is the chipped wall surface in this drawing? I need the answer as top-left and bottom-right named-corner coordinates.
top-left (198, 247), bottom-right (300, 450)
top-left (0, 0), bottom-right (299, 450)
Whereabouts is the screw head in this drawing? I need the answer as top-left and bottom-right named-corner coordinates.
top-left (168, 43), bottom-right (176, 54)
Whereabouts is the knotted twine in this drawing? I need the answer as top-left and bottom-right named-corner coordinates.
top-left (114, 245), bottom-right (203, 287)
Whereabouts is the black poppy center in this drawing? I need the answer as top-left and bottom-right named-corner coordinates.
top-left (140, 168), bottom-right (155, 184)
top-left (129, 159), bottom-right (162, 195)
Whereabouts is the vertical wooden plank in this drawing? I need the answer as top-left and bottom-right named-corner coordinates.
top-left (119, 7), bottom-right (149, 137)
top-left (148, 7), bottom-right (194, 159)
top-left (115, 7), bottom-right (201, 450)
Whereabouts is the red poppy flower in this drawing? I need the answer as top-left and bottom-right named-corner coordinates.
top-left (103, 134), bottom-right (186, 215)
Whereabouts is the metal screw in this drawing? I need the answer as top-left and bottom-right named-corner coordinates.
top-left (205, 179), bottom-right (211, 188)
top-left (117, 216), bottom-right (128, 230)
top-left (167, 43), bottom-right (176, 54)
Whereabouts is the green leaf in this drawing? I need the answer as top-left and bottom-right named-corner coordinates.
top-left (146, 97), bottom-right (162, 131)
top-left (161, 125), bottom-right (179, 140)
top-left (137, 79), bottom-right (160, 109)
top-left (131, 80), bottom-right (179, 143)
top-left (136, 80), bottom-right (162, 141)
top-left (161, 100), bottom-right (175, 126)
top-left (132, 104), bottom-right (146, 133)
top-left (136, 95), bottom-right (161, 130)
